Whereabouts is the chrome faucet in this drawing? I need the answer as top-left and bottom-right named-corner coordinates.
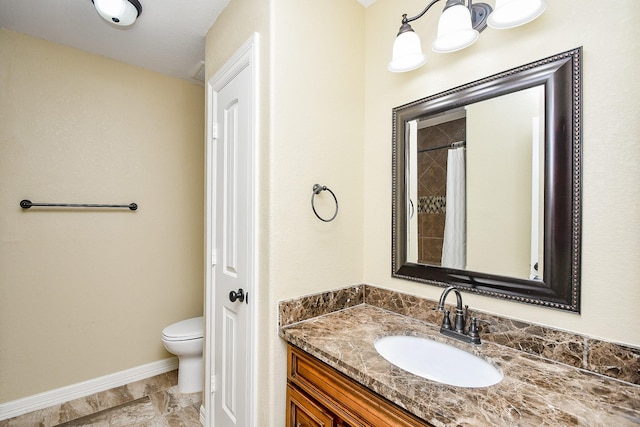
top-left (437, 286), bottom-right (481, 345)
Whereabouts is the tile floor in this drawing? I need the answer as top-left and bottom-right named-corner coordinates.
top-left (1, 371), bottom-right (202, 427)
top-left (56, 387), bottom-right (201, 427)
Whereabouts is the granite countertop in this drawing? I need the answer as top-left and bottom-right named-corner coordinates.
top-left (280, 304), bottom-right (640, 427)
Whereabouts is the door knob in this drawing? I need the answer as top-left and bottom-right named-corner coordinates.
top-left (229, 288), bottom-right (245, 303)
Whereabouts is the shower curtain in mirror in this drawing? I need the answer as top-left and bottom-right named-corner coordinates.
top-left (407, 120), bottom-right (419, 263)
top-left (441, 146), bottom-right (466, 269)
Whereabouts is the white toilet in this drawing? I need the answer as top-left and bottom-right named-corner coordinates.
top-left (161, 316), bottom-right (204, 393)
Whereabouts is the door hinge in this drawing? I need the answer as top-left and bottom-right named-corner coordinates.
top-left (211, 375), bottom-right (216, 393)
top-left (211, 123), bottom-right (218, 140)
top-left (211, 249), bottom-right (216, 266)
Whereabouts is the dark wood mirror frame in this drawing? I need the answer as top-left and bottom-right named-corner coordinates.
top-left (392, 47), bottom-right (582, 312)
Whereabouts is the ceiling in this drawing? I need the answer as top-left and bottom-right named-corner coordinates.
top-left (0, 0), bottom-right (232, 85)
top-left (0, 0), bottom-right (375, 86)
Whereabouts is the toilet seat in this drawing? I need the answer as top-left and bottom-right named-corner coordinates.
top-left (162, 316), bottom-right (203, 341)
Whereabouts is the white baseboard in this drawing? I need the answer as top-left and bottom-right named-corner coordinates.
top-left (0, 357), bottom-right (178, 421)
top-left (200, 404), bottom-right (206, 426)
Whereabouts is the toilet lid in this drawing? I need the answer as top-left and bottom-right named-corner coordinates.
top-left (162, 316), bottom-right (204, 341)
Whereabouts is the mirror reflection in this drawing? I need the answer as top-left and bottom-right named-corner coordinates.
top-left (391, 47), bottom-right (582, 311)
top-left (406, 86), bottom-right (545, 281)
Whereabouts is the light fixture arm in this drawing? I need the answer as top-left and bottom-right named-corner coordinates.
top-left (399, 0), bottom-right (491, 34)
top-left (402, 0), bottom-right (442, 25)
top-left (390, 0), bottom-right (546, 72)
top-left (396, 0), bottom-right (442, 36)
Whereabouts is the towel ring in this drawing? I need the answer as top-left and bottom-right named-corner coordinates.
top-left (311, 184), bottom-right (338, 222)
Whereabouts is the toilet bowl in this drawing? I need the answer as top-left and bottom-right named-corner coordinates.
top-left (161, 316), bottom-right (204, 393)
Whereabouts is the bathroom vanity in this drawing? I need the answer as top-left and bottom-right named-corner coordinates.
top-left (280, 286), bottom-right (640, 426)
top-left (287, 345), bottom-right (430, 426)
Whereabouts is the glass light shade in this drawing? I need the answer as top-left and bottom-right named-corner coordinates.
top-left (487, 0), bottom-right (547, 29)
top-left (432, 4), bottom-right (479, 53)
top-left (388, 31), bottom-right (427, 73)
top-left (94, 0), bottom-right (139, 26)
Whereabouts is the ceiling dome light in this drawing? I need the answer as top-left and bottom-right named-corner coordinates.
top-left (487, 0), bottom-right (546, 29)
top-left (92, 0), bottom-right (142, 27)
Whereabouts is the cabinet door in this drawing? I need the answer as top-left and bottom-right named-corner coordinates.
top-left (287, 345), bottom-right (432, 427)
top-left (287, 384), bottom-right (336, 427)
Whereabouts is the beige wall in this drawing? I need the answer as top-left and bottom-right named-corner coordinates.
top-left (0, 29), bottom-right (205, 402)
top-left (364, 0), bottom-right (640, 346)
top-left (270, 0), bottom-right (365, 421)
top-left (270, 0), bottom-right (365, 299)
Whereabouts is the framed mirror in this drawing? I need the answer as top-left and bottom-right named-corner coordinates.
top-left (392, 47), bottom-right (582, 312)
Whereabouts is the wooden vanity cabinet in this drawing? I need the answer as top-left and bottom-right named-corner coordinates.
top-left (286, 384), bottom-right (350, 427)
top-left (286, 345), bottom-right (433, 427)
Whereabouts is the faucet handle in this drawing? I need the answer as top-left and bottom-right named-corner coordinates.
top-left (454, 308), bottom-right (466, 333)
top-left (441, 310), bottom-right (452, 330)
top-left (468, 317), bottom-right (479, 337)
top-left (467, 317), bottom-right (482, 344)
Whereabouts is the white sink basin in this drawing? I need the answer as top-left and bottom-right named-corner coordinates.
top-left (374, 335), bottom-right (503, 388)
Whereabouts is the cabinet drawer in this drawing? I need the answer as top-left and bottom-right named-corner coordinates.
top-left (287, 384), bottom-right (336, 427)
top-left (287, 345), bottom-right (431, 427)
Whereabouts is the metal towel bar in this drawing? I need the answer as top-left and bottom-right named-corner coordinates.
top-left (20, 199), bottom-right (138, 211)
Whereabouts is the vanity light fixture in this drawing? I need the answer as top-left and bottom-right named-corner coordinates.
top-left (92, 0), bottom-right (142, 27)
top-left (388, 0), bottom-right (547, 72)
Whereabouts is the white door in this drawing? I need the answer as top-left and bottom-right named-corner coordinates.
top-left (205, 34), bottom-right (258, 427)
